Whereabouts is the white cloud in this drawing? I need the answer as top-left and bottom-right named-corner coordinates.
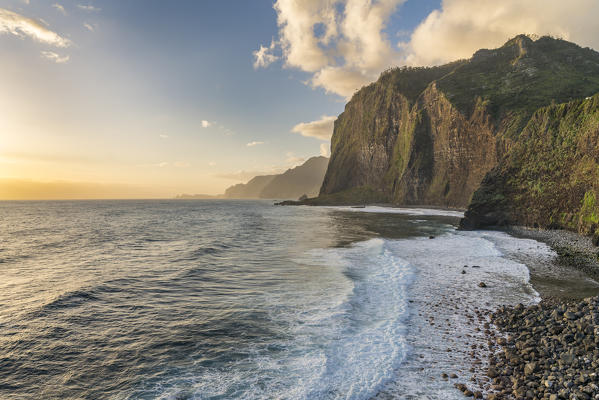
top-left (320, 143), bottom-right (330, 157)
top-left (256, 0), bottom-right (405, 98)
top-left (291, 115), bottom-right (335, 141)
top-left (201, 120), bottom-right (211, 128)
top-left (83, 22), bottom-right (95, 32)
top-left (157, 162), bottom-right (168, 168)
top-left (246, 141), bottom-right (264, 147)
top-left (77, 4), bottom-right (101, 12)
top-left (208, 161), bottom-right (217, 167)
top-left (404, 0), bottom-right (599, 66)
top-left (52, 4), bottom-right (67, 16)
top-left (0, 8), bottom-right (71, 47)
top-left (159, 134), bottom-right (169, 139)
top-left (253, 38), bottom-right (279, 68)
top-left (41, 50), bottom-right (70, 63)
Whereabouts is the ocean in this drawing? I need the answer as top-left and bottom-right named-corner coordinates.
top-left (0, 200), bottom-right (553, 399)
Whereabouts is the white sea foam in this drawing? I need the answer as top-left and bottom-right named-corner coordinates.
top-left (149, 229), bottom-right (552, 400)
top-left (324, 206), bottom-right (465, 218)
top-left (378, 230), bottom-right (546, 399)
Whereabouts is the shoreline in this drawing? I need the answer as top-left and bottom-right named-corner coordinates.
top-left (453, 227), bottom-right (599, 399)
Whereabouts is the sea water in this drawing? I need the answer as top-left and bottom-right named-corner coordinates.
top-left (0, 200), bottom-right (553, 399)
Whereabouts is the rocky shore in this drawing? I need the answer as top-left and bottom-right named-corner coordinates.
top-left (506, 227), bottom-right (599, 285)
top-left (451, 228), bottom-right (599, 399)
top-left (453, 297), bottom-right (599, 399)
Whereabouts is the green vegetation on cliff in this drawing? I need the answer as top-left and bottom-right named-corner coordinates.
top-left (320, 35), bottom-right (599, 210)
top-left (461, 94), bottom-right (599, 242)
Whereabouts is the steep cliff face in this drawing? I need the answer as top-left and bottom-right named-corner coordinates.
top-left (320, 35), bottom-right (599, 208)
top-left (461, 95), bottom-right (599, 242)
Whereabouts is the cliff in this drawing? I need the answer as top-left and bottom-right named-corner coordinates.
top-left (223, 156), bottom-right (329, 199)
top-left (319, 35), bottom-right (599, 208)
top-left (460, 94), bottom-right (599, 243)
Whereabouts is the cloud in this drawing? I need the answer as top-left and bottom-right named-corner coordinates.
top-left (246, 141), bottom-right (264, 147)
top-left (41, 50), bottom-right (70, 63)
top-left (291, 115), bottom-right (335, 141)
top-left (404, 0), bottom-right (599, 66)
top-left (83, 22), bottom-right (95, 32)
top-left (201, 120), bottom-right (211, 128)
top-left (208, 161), bottom-right (216, 167)
top-left (159, 134), bottom-right (169, 139)
top-left (320, 143), bottom-right (330, 157)
top-left (0, 8), bottom-right (71, 47)
top-left (52, 4), bottom-right (67, 16)
top-left (77, 4), bottom-right (101, 12)
top-left (253, 38), bottom-right (279, 68)
top-left (173, 161), bottom-right (190, 168)
top-left (256, 0), bottom-right (405, 98)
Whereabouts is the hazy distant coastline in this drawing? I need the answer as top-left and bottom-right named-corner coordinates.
top-left (175, 156), bottom-right (328, 200)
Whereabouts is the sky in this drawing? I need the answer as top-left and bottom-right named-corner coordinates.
top-left (1, 0), bottom-right (599, 199)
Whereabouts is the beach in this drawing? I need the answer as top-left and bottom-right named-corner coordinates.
top-left (432, 227), bottom-right (599, 400)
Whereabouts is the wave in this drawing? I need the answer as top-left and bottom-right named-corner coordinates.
top-left (30, 288), bottom-right (100, 319)
top-left (142, 238), bottom-right (413, 400)
top-left (326, 206), bottom-right (465, 218)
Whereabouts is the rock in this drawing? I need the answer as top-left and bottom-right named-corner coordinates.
top-left (462, 270), bottom-right (467, 274)
top-left (560, 353), bottom-right (576, 365)
top-left (524, 362), bottom-right (536, 375)
top-left (483, 297), bottom-right (599, 400)
top-left (478, 282), bottom-right (487, 288)
top-left (564, 311), bottom-right (577, 320)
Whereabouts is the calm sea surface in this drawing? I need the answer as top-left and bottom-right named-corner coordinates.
top-left (0, 200), bottom-right (545, 399)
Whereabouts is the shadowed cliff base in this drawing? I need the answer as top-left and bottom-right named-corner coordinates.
top-left (275, 186), bottom-right (390, 206)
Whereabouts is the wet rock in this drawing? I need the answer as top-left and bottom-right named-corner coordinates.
top-left (478, 282), bottom-right (487, 288)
